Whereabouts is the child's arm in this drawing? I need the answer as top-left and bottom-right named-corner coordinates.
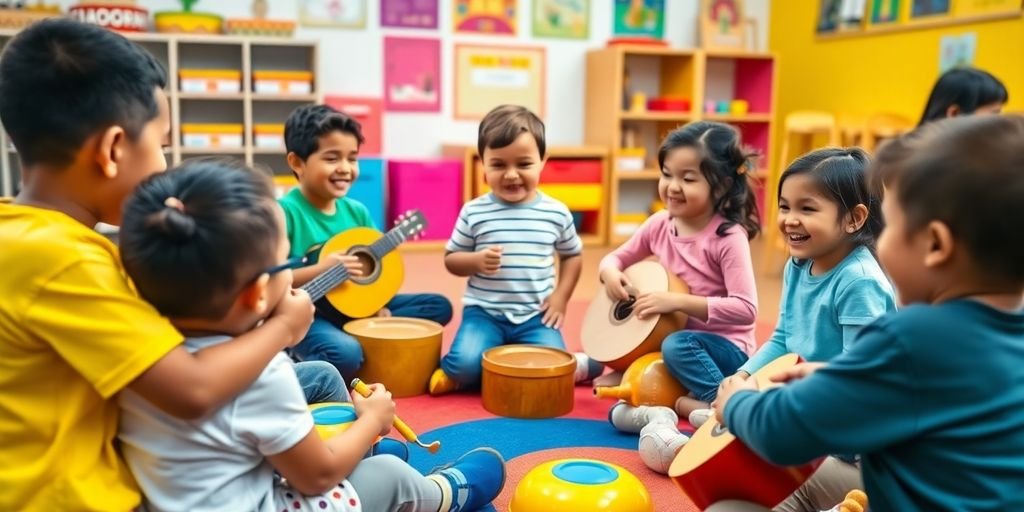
top-left (598, 213), bottom-right (658, 300)
top-left (268, 384), bottom-right (395, 495)
top-left (542, 254), bottom-right (582, 329)
top-left (718, 320), bottom-right (918, 465)
top-left (835, 277), bottom-right (896, 352)
top-left (738, 264), bottom-right (794, 376)
top-left (292, 252), bottom-right (364, 287)
top-left (443, 206), bottom-right (499, 277)
top-left (127, 289), bottom-right (314, 419)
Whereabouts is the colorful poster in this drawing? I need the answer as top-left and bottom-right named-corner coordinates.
top-left (532, 0), bottom-right (589, 39)
top-left (381, 0), bottom-right (439, 29)
top-left (299, 0), bottom-right (366, 28)
top-left (454, 44), bottom-right (545, 120)
top-left (867, 0), bottom-right (900, 25)
top-left (910, 0), bottom-right (950, 18)
top-left (383, 37), bottom-right (441, 113)
top-left (453, 0), bottom-right (517, 35)
top-left (324, 96), bottom-right (383, 155)
top-left (612, 0), bottom-right (664, 39)
top-left (939, 32), bottom-right (977, 73)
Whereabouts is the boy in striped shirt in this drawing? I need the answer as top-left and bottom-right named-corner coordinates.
top-left (429, 105), bottom-right (603, 395)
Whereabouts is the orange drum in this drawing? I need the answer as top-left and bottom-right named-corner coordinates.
top-left (482, 345), bottom-right (576, 419)
top-left (582, 261), bottom-right (688, 371)
top-left (343, 317), bottom-right (442, 398)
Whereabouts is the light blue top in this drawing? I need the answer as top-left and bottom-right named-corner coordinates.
top-left (740, 245), bottom-right (896, 374)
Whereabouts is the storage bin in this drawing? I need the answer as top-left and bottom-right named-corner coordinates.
top-left (539, 159), bottom-right (602, 184)
top-left (387, 159), bottom-right (461, 241)
top-left (253, 70), bottom-right (313, 95)
top-left (254, 124), bottom-right (285, 149)
top-left (179, 69), bottom-right (241, 94)
top-left (181, 123), bottom-right (243, 148)
top-left (348, 158), bottom-right (386, 230)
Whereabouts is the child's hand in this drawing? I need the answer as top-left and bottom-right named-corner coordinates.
top-left (476, 246), bottom-right (502, 275)
top-left (770, 362), bottom-right (826, 384)
top-left (352, 382), bottom-right (395, 436)
top-left (268, 289), bottom-right (315, 346)
top-left (375, 307), bottom-right (392, 318)
top-left (633, 291), bottom-right (684, 319)
top-left (711, 374), bottom-right (759, 426)
top-left (323, 252), bottom-right (364, 278)
top-left (540, 294), bottom-right (568, 329)
top-left (600, 268), bottom-right (633, 301)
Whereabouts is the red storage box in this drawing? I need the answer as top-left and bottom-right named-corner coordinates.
top-left (540, 159), bottom-right (603, 184)
top-left (647, 98), bottom-right (691, 112)
top-left (387, 160), bottom-right (462, 241)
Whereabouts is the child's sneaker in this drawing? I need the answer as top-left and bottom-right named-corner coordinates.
top-left (573, 352), bottom-right (605, 384)
top-left (608, 400), bottom-right (678, 434)
top-left (638, 421), bottom-right (689, 474)
top-left (688, 408), bottom-right (714, 429)
top-left (371, 437), bottom-right (409, 461)
top-left (428, 447), bottom-right (506, 511)
top-left (429, 368), bottom-right (460, 396)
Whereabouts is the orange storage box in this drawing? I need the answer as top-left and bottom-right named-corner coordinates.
top-left (179, 69), bottom-right (241, 94)
top-left (254, 123), bottom-right (285, 149)
top-left (253, 70), bottom-right (313, 95)
top-left (181, 123), bottom-right (243, 149)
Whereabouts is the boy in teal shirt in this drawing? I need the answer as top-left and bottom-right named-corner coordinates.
top-left (711, 115), bottom-right (1024, 511)
top-left (280, 105), bottom-right (452, 378)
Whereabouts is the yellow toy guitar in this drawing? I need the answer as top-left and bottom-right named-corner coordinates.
top-left (301, 210), bottom-right (426, 319)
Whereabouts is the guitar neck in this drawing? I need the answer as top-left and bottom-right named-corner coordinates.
top-left (299, 225), bottom-right (410, 301)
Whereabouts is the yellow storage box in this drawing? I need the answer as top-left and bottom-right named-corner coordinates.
top-left (254, 124), bottom-right (285, 149)
top-left (179, 69), bottom-right (241, 94)
top-left (253, 70), bottom-right (313, 95)
top-left (181, 123), bottom-right (243, 149)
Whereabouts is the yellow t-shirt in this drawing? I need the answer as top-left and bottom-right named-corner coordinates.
top-left (0, 203), bottom-right (182, 511)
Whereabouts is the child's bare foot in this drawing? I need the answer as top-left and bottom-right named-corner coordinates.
top-left (674, 396), bottom-right (709, 420)
top-left (593, 370), bottom-right (624, 387)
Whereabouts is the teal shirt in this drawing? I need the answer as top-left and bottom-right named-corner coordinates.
top-left (278, 188), bottom-right (375, 259)
top-left (726, 300), bottom-right (1024, 511)
top-left (740, 245), bottom-right (896, 374)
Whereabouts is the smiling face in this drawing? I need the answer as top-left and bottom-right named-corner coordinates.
top-left (777, 173), bottom-right (856, 273)
top-left (482, 132), bottom-right (543, 204)
top-left (292, 130), bottom-right (360, 206)
top-left (658, 146), bottom-right (713, 221)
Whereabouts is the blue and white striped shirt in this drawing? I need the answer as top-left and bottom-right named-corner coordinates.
top-left (446, 192), bottom-right (583, 323)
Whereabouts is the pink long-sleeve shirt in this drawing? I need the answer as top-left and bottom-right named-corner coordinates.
top-left (599, 211), bottom-right (758, 354)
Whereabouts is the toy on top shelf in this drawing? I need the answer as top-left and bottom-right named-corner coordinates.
top-left (0, 2), bottom-right (60, 30)
top-left (68, 1), bottom-right (148, 33)
top-left (154, 0), bottom-right (223, 34)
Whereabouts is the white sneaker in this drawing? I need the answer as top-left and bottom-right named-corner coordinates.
top-left (689, 408), bottom-right (714, 428)
top-left (638, 421), bottom-right (689, 474)
top-left (574, 352), bottom-right (605, 384)
top-left (608, 400), bottom-right (678, 434)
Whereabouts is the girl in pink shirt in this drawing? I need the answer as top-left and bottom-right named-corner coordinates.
top-left (599, 121), bottom-right (760, 417)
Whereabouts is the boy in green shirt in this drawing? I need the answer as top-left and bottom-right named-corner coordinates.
top-left (280, 105), bottom-right (452, 378)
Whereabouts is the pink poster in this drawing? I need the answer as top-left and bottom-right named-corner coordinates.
top-left (381, 0), bottom-right (439, 29)
top-left (383, 37), bottom-right (441, 113)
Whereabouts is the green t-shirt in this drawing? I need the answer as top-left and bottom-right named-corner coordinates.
top-left (278, 188), bottom-right (374, 259)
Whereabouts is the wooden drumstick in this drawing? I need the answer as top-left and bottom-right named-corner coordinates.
top-left (349, 379), bottom-right (440, 454)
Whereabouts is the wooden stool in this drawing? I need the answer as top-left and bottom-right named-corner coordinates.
top-left (862, 113), bottom-right (913, 152)
top-left (763, 111), bottom-right (839, 273)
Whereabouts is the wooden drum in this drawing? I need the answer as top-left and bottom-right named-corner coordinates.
top-left (343, 317), bottom-right (442, 398)
top-left (482, 345), bottom-right (576, 419)
top-left (581, 261), bottom-right (688, 371)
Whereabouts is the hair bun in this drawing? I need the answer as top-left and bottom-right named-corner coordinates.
top-left (146, 203), bottom-right (196, 241)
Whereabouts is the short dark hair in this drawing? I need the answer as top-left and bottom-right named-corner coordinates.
top-left (658, 121), bottom-right (760, 240)
top-left (477, 105), bottom-right (546, 159)
top-left (779, 147), bottom-right (882, 251)
top-left (284, 104), bottom-right (365, 160)
top-left (874, 115), bottom-right (1024, 284)
top-left (0, 18), bottom-right (167, 168)
top-left (120, 158), bottom-right (280, 319)
top-left (918, 67), bottom-right (1008, 127)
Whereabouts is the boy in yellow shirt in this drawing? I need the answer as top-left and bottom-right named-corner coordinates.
top-left (0, 20), bottom-right (314, 511)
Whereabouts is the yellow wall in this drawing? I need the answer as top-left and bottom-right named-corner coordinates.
top-left (769, 2), bottom-right (1024, 168)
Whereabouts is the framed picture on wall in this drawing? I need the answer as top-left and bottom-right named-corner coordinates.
top-left (453, 44), bottom-right (546, 120)
top-left (612, 0), bottom-right (664, 39)
top-left (532, 0), bottom-right (589, 39)
top-left (817, 0), bottom-right (866, 34)
top-left (909, 0), bottom-right (950, 19)
top-left (453, 0), bottom-right (517, 35)
top-left (700, 0), bottom-right (747, 50)
top-left (383, 37), bottom-right (441, 113)
top-left (299, 0), bottom-right (367, 28)
top-left (381, 0), bottom-right (439, 29)
top-left (866, 0), bottom-right (900, 26)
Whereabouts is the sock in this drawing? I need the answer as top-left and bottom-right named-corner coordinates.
top-left (573, 352), bottom-right (603, 383)
top-left (426, 474), bottom-right (452, 512)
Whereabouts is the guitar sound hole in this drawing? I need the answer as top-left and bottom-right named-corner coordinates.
top-left (348, 247), bottom-right (380, 285)
top-left (612, 296), bottom-right (637, 321)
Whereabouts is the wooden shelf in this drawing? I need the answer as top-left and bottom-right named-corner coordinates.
top-left (703, 113), bottom-right (773, 123)
top-left (616, 45), bottom-right (698, 57)
top-left (180, 147), bottom-right (246, 154)
top-left (704, 49), bottom-right (776, 60)
top-left (620, 111), bottom-right (692, 122)
top-left (617, 170), bottom-right (662, 180)
top-left (252, 93), bottom-right (320, 102)
top-left (178, 92), bottom-right (246, 100)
